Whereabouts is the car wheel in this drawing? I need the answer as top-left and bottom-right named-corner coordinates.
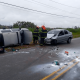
top-left (51, 39), bottom-right (57, 45)
top-left (67, 38), bottom-right (71, 44)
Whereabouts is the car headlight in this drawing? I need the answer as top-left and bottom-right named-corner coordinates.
top-left (52, 34), bottom-right (56, 37)
top-left (51, 34), bottom-right (56, 39)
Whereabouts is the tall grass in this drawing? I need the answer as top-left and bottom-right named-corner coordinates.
top-left (13, 27), bottom-right (80, 38)
top-left (67, 28), bottom-right (80, 38)
top-left (25, 27), bottom-right (80, 38)
top-left (28, 27), bottom-right (51, 32)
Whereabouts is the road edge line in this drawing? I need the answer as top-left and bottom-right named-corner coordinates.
top-left (51, 61), bottom-right (79, 80)
top-left (41, 59), bottom-right (75, 80)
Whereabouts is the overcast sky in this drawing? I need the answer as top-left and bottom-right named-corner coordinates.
top-left (0, 0), bottom-right (80, 28)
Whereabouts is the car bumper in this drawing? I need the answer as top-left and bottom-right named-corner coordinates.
top-left (44, 38), bottom-right (51, 44)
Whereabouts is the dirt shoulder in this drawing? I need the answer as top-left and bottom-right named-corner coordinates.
top-left (5, 44), bottom-right (36, 52)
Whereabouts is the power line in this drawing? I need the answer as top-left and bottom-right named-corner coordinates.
top-left (26, 0), bottom-right (80, 16)
top-left (0, 1), bottom-right (80, 19)
top-left (49, 0), bottom-right (80, 9)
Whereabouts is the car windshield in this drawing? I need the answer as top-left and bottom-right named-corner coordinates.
top-left (48, 30), bottom-right (59, 34)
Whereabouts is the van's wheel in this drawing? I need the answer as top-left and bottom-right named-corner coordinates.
top-left (67, 38), bottom-right (71, 44)
top-left (51, 39), bottom-right (57, 45)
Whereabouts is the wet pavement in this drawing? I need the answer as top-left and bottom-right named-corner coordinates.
top-left (0, 38), bottom-right (80, 80)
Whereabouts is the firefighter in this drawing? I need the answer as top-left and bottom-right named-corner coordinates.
top-left (39, 25), bottom-right (47, 46)
top-left (33, 26), bottom-right (39, 44)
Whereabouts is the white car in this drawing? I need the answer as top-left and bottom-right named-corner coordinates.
top-left (45, 29), bottom-right (73, 45)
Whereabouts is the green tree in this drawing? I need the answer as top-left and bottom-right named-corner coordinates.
top-left (13, 21), bottom-right (37, 28)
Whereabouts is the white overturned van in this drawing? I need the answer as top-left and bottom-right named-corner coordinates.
top-left (0, 28), bottom-right (32, 47)
top-left (12, 28), bottom-right (32, 45)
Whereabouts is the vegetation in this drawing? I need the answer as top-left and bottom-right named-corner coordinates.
top-left (13, 21), bottom-right (52, 32)
top-left (28, 27), bottom-right (80, 38)
top-left (0, 21), bottom-right (80, 38)
top-left (28, 27), bottom-right (51, 33)
top-left (67, 28), bottom-right (80, 38)
top-left (13, 21), bottom-right (37, 28)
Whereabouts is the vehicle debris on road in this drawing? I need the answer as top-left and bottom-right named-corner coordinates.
top-left (52, 60), bottom-right (60, 66)
top-left (16, 49), bottom-right (19, 52)
top-left (12, 48), bottom-right (16, 51)
top-left (65, 51), bottom-right (69, 55)
top-left (0, 46), bottom-right (5, 53)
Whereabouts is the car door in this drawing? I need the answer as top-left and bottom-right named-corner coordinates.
top-left (64, 30), bottom-right (69, 41)
top-left (57, 30), bottom-right (65, 43)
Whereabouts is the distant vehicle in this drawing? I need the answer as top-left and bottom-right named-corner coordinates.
top-left (45, 29), bottom-right (73, 45)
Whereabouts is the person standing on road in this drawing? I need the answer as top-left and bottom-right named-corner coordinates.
top-left (39, 25), bottom-right (47, 46)
top-left (33, 26), bottom-right (39, 44)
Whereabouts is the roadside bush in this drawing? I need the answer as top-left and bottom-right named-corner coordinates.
top-left (67, 28), bottom-right (80, 38)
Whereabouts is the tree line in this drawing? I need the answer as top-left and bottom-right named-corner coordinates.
top-left (13, 21), bottom-right (37, 28)
top-left (0, 21), bottom-right (37, 29)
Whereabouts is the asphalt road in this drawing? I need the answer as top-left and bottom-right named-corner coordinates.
top-left (0, 38), bottom-right (80, 80)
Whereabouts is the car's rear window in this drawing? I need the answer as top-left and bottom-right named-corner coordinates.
top-left (48, 30), bottom-right (59, 34)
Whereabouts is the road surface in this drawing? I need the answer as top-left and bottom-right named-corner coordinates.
top-left (0, 38), bottom-right (80, 80)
